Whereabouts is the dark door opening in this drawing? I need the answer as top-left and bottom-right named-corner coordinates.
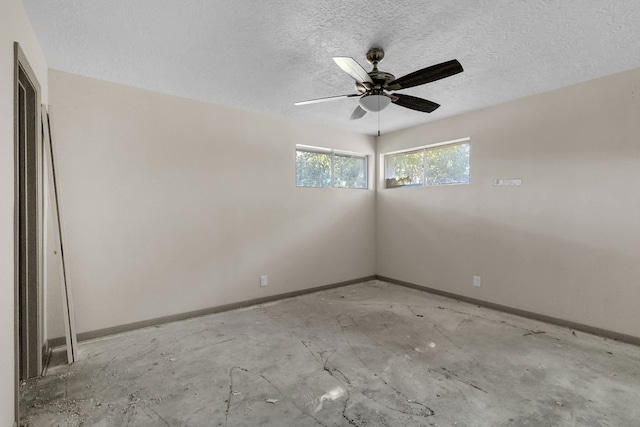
top-left (17, 67), bottom-right (39, 380)
top-left (14, 42), bottom-right (42, 392)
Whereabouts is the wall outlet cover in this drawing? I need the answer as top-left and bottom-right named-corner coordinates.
top-left (473, 276), bottom-right (481, 287)
top-left (494, 178), bottom-right (522, 186)
top-left (260, 275), bottom-right (268, 287)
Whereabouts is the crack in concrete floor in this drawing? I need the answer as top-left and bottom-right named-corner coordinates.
top-left (20, 280), bottom-right (640, 426)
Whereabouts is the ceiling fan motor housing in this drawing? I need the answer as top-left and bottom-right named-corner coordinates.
top-left (355, 71), bottom-right (395, 93)
top-left (357, 50), bottom-right (398, 112)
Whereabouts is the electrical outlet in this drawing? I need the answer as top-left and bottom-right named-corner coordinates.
top-left (473, 276), bottom-right (481, 287)
top-left (260, 275), bottom-right (268, 287)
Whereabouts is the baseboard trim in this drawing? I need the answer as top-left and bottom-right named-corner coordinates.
top-left (48, 275), bottom-right (377, 348)
top-left (378, 275), bottom-right (640, 347)
top-left (48, 274), bottom-right (639, 349)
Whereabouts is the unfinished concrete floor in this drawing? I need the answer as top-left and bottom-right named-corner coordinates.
top-left (20, 280), bottom-right (640, 426)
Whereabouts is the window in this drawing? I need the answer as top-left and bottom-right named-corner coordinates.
top-left (384, 139), bottom-right (470, 188)
top-left (296, 146), bottom-right (367, 189)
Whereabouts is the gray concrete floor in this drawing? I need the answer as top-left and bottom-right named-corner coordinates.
top-left (20, 280), bottom-right (640, 426)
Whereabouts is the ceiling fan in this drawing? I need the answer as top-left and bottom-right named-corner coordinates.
top-left (294, 48), bottom-right (463, 120)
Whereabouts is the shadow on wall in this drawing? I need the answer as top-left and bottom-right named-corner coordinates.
top-left (376, 187), bottom-right (640, 337)
top-left (48, 187), bottom-right (375, 339)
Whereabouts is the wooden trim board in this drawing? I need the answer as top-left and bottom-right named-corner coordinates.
top-left (42, 106), bottom-right (79, 363)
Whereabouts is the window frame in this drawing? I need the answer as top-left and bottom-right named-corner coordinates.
top-left (383, 137), bottom-right (470, 189)
top-left (295, 145), bottom-right (368, 189)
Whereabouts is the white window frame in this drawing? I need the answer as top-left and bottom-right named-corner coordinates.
top-left (382, 137), bottom-right (470, 189)
top-left (296, 145), bottom-right (368, 189)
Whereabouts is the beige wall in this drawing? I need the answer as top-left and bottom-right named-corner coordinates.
top-left (47, 70), bottom-right (376, 337)
top-left (46, 65), bottom-right (640, 342)
top-left (0, 0), bottom-right (49, 423)
top-left (376, 67), bottom-right (640, 338)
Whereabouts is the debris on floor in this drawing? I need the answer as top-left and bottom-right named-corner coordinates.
top-left (19, 280), bottom-right (640, 426)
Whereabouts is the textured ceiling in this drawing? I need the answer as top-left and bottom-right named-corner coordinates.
top-left (24, 0), bottom-right (640, 135)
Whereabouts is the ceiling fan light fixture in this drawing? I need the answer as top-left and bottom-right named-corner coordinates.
top-left (359, 93), bottom-right (391, 112)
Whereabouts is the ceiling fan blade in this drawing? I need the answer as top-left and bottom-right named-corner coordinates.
top-left (386, 59), bottom-right (463, 90)
top-left (350, 105), bottom-right (367, 120)
top-left (294, 94), bottom-right (359, 106)
top-left (333, 57), bottom-right (374, 85)
top-left (392, 94), bottom-right (440, 113)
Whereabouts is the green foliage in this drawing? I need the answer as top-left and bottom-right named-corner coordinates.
top-left (425, 143), bottom-right (469, 185)
top-left (385, 150), bottom-right (425, 187)
top-left (385, 143), bottom-right (469, 188)
top-left (296, 150), bottom-right (331, 187)
top-left (334, 155), bottom-right (366, 189)
top-left (296, 150), bottom-right (366, 189)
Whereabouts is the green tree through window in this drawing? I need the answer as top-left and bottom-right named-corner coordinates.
top-left (384, 140), bottom-right (469, 188)
top-left (334, 154), bottom-right (367, 189)
top-left (425, 143), bottom-right (470, 185)
top-left (296, 147), bottom-right (367, 189)
top-left (296, 150), bottom-right (331, 187)
top-left (385, 150), bottom-right (425, 187)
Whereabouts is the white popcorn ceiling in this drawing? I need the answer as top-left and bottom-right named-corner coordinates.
top-left (24, 0), bottom-right (640, 135)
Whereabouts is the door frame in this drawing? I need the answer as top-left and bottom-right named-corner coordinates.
top-left (14, 41), bottom-right (44, 422)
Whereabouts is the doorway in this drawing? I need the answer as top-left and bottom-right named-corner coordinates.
top-left (14, 43), bottom-right (43, 385)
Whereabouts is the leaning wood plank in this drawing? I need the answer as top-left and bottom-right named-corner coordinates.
top-left (42, 106), bottom-right (78, 363)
